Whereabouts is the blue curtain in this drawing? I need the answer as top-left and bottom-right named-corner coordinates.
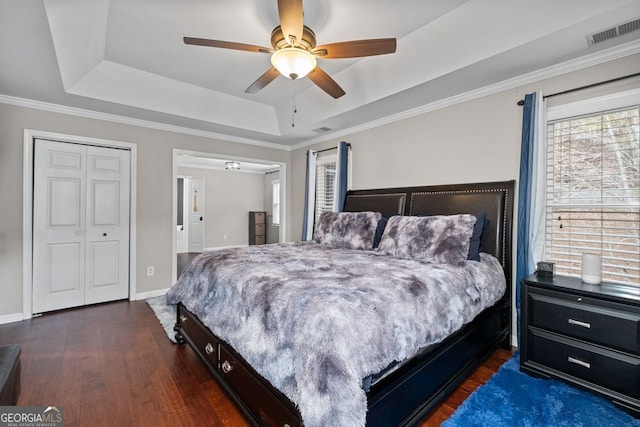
top-left (516, 92), bottom-right (538, 344)
top-left (335, 141), bottom-right (349, 211)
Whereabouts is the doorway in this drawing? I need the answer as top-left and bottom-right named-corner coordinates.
top-left (172, 150), bottom-right (286, 282)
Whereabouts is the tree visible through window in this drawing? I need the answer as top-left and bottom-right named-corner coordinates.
top-left (545, 105), bottom-right (639, 286)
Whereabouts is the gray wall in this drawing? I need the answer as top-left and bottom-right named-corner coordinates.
top-left (289, 54), bottom-right (640, 238)
top-left (0, 104), bottom-right (290, 318)
top-left (178, 167), bottom-right (266, 248)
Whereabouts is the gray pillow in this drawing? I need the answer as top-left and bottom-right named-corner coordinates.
top-left (313, 211), bottom-right (382, 250)
top-left (378, 214), bottom-right (477, 265)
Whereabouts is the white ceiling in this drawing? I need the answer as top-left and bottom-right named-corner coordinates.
top-left (1, 0), bottom-right (639, 148)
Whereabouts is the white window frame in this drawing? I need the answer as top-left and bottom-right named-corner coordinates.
top-left (271, 179), bottom-right (280, 226)
top-left (544, 88), bottom-right (640, 287)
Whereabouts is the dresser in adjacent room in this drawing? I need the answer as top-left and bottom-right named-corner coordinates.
top-left (520, 274), bottom-right (640, 417)
top-left (249, 211), bottom-right (266, 245)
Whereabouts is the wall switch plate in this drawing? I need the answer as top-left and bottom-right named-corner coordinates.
top-left (146, 266), bottom-right (155, 276)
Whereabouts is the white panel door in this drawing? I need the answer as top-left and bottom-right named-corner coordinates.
top-left (84, 146), bottom-right (130, 304)
top-left (33, 140), bottom-right (130, 313)
top-left (188, 177), bottom-right (204, 252)
top-left (33, 141), bottom-right (86, 312)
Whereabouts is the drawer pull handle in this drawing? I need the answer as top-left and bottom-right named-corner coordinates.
top-left (568, 318), bottom-right (591, 329)
top-left (568, 356), bottom-right (591, 369)
top-left (205, 343), bottom-right (214, 355)
top-left (221, 360), bottom-right (233, 374)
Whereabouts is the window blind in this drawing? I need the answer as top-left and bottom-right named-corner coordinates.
top-left (314, 156), bottom-right (336, 226)
top-left (545, 105), bottom-right (640, 286)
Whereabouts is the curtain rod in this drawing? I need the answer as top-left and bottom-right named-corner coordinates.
top-left (316, 142), bottom-right (351, 154)
top-left (516, 72), bottom-right (640, 106)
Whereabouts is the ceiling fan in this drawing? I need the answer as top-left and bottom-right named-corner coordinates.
top-left (183, 0), bottom-right (396, 99)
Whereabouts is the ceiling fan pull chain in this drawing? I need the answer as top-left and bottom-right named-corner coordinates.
top-left (291, 81), bottom-right (297, 127)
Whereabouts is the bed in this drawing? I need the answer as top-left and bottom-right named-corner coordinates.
top-left (168, 180), bottom-right (514, 426)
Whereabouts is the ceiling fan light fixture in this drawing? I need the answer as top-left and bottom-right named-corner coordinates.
top-left (271, 48), bottom-right (317, 80)
top-left (225, 161), bottom-right (240, 171)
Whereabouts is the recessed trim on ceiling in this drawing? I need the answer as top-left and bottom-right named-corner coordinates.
top-left (1, 40), bottom-right (638, 152)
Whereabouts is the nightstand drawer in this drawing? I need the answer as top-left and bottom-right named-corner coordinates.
top-left (529, 291), bottom-right (640, 354)
top-left (254, 223), bottom-right (265, 235)
top-left (530, 331), bottom-right (640, 398)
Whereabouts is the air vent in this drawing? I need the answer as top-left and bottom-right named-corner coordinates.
top-left (587, 17), bottom-right (640, 45)
top-left (313, 126), bottom-right (332, 133)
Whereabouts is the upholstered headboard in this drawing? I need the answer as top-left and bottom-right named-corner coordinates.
top-left (343, 180), bottom-right (515, 281)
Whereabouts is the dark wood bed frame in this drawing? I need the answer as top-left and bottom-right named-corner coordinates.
top-left (174, 180), bottom-right (515, 426)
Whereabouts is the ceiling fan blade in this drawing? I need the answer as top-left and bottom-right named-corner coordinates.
top-left (313, 38), bottom-right (396, 58)
top-left (277, 0), bottom-right (304, 46)
top-left (307, 66), bottom-right (345, 99)
top-left (245, 67), bottom-right (281, 93)
top-left (184, 37), bottom-right (272, 54)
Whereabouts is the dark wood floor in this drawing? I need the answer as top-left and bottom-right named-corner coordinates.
top-left (0, 300), bottom-right (513, 426)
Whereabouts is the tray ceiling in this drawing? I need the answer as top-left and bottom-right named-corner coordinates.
top-left (1, 0), bottom-right (639, 147)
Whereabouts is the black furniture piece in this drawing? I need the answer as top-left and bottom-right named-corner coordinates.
top-left (0, 344), bottom-right (21, 405)
top-left (520, 274), bottom-right (640, 417)
top-left (249, 211), bottom-right (266, 245)
top-left (175, 180), bottom-right (514, 426)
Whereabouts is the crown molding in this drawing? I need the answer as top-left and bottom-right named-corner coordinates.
top-left (2, 39), bottom-right (638, 154)
top-left (0, 94), bottom-right (290, 151)
top-left (290, 39), bottom-right (640, 151)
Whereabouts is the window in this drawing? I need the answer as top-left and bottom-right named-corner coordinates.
top-left (272, 180), bottom-right (280, 226)
top-left (314, 155), bottom-right (336, 226)
top-left (545, 101), bottom-right (639, 286)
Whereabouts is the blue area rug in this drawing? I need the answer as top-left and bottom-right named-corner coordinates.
top-left (443, 353), bottom-right (640, 426)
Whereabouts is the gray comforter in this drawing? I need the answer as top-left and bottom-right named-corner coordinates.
top-left (166, 242), bottom-right (506, 427)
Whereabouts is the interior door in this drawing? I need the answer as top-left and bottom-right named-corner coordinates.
top-left (33, 141), bottom-right (86, 312)
top-left (84, 146), bottom-right (131, 304)
top-left (188, 177), bottom-right (204, 252)
top-left (32, 139), bottom-right (130, 313)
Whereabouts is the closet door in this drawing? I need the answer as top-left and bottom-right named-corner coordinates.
top-left (84, 145), bottom-right (130, 304)
top-left (33, 140), bottom-right (86, 312)
top-left (32, 140), bottom-right (130, 313)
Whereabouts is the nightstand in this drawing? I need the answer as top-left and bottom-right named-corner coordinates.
top-left (520, 274), bottom-right (640, 417)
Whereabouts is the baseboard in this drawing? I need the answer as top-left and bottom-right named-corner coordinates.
top-left (0, 313), bottom-right (25, 325)
top-left (135, 288), bottom-right (169, 300)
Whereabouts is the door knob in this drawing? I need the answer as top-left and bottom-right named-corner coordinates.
top-left (103, 233), bottom-right (107, 237)
top-left (200, 216), bottom-right (203, 221)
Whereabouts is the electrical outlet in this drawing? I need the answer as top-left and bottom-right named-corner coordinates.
top-left (223, 234), bottom-right (228, 240)
top-left (146, 266), bottom-right (154, 276)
